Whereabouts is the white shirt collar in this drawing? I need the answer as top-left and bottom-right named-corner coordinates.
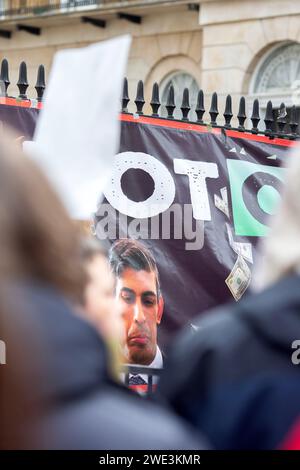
top-left (148, 346), bottom-right (163, 369)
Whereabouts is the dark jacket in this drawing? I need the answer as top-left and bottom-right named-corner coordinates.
top-left (2, 282), bottom-right (205, 450)
top-left (158, 273), bottom-right (300, 449)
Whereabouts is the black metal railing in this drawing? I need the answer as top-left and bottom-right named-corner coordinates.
top-left (1, 58), bottom-right (299, 140)
top-left (0, 58), bottom-right (45, 101)
top-left (122, 77), bottom-right (299, 140)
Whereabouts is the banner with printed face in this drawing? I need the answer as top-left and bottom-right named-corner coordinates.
top-left (0, 103), bottom-right (297, 350)
top-left (95, 115), bottom-right (296, 349)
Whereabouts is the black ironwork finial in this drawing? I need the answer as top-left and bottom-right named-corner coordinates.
top-left (166, 85), bottom-right (175, 119)
top-left (0, 58), bottom-right (9, 97)
top-left (35, 64), bottom-right (45, 102)
top-left (209, 92), bottom-right (218, 126)
top-left (223, 94), bottom-right (233, 128)
top-left (277, 102), bottom-right (287, 135)
top-left (195, 89), bottom-right (205, 124)
top-left (237, 96), bottom-right (246, 131)
top-left (290, 105), bottom-right (299, 137)
top-left (264, 100), bottom-right (274, 137)
top-left (17, 61), bottom-right (28, 99)
top-left (150, 82), bottom-right (160, 117)
top-left (134, 80), bottom-right (145, 115)
top-left (251, 99), bottom-right (260, 134)
top-left (122, 77), bottom-right (129, 113)
top-left (181, 88), bottom-right (190, 121)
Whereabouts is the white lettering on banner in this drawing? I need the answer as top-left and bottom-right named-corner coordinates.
top-left (103, 152), bottom-right (175, 219)
top-left (174, 159), bottom-right (219, 221)
top-left (104, 152), bottom-right (219, 222)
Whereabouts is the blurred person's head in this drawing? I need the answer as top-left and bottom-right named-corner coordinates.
top-left (80, 237), bottom-right (122, 341)
top-left (0, 133), bottom-right (85, 302)
top-left (109, 239), bottom-right (163, 366)
top-left (253, 149), bottom-right (300, 291)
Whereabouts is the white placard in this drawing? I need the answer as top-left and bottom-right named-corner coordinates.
top-left (31, 35), bottom-right (131, 219)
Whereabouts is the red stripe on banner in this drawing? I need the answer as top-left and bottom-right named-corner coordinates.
top-left (120, 113), bottom-right (214, 134)
top-left (0, 103), bottom-right (298, 147)
top-left (225, 129), bottom-right (300, 148)
top-left (119, 113), bottom-right (300, 148)
top-left (0, 97), bottom-right (41, 109)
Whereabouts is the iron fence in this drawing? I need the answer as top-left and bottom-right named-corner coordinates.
top-left (1, 58), bottom-right (299, 140)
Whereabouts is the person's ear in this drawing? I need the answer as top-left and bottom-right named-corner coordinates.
top-left (157, 296), bottom-right (164, 324)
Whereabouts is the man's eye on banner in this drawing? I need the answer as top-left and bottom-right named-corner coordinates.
top-left (227, 160), bottom-right (285, 237)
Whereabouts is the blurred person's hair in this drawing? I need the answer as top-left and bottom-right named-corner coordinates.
top-left (80, 236), bottom-right (108, 264)
top-left (109, 238), bottom-right (161, 297)
top-left (253, 150), bottom-right (300, 291)
top-left (79, 236), bottom-right (108, 305)
top-left (0, 133), bottom-right (85, 302)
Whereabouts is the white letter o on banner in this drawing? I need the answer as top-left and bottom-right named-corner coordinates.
top-left (103, 151), bottom-right (175, 219)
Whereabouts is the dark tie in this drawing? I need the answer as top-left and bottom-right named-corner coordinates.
top-left (129, 375), bottom-right (147, 385)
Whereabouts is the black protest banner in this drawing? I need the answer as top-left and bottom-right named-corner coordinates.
top-left (0, 99), bottom-right (39, 139)
top-left (94, 114), bottom-right (298, 347)
top-left (0, 102), bottom-right (298, 346)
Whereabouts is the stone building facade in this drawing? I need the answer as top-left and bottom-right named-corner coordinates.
top-left (0, 0), bottom-right (299, 123)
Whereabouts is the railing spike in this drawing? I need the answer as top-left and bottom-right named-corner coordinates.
top-left (0, 58), bottom-right (9, 97)
top-left (251, 98), bottom-right (260, 134)
top-left (223, 94), bottom-right (233, 128)
top-left (195, 89), bottom-right (205, 124)
top-left (237, 96), bottom-right (246, 131)
top-left (209, 92), bottom-right (218, 126)
top-left (166, 84), bottom-right (175, 119)
top-left (264, 100), bottom-right (274, 137)
top-left (17, 61), bottom-right (28, 100)
top-left (290, 105), bottom-right (299, 137)
top-left (35, 64), bottom-right (45, 102)
top-left (181, 88), bottom-right (190, 121)
top-left (277, 102), bottom-right (287, 136)
top-left (134, 80), bottom-right (145, 115)
top-left (121, 77), bottom-right (129, 113)
top-left (150, 82), bottom-right (160, 117)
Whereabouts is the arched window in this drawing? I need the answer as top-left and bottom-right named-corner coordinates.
top-left (249, 42), bottom-right (300, 131)
top-left (160, 72), bottom-right (199, 121)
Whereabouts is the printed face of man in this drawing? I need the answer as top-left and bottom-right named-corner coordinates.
top-left (116, 267), bottom-right (163, 365)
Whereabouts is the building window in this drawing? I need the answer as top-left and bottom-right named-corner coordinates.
top-left (160, 72), bottom-right (199, 121)
top-left (249, 42), bottom-right (300, 132)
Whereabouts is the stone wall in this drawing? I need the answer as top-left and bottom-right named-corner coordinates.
top-left (200, 0), bottom-right (300, 121)
top-left (1, 0), bottom-right (300, 123)
top-left (0, 5), bottom-right (202, 104)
